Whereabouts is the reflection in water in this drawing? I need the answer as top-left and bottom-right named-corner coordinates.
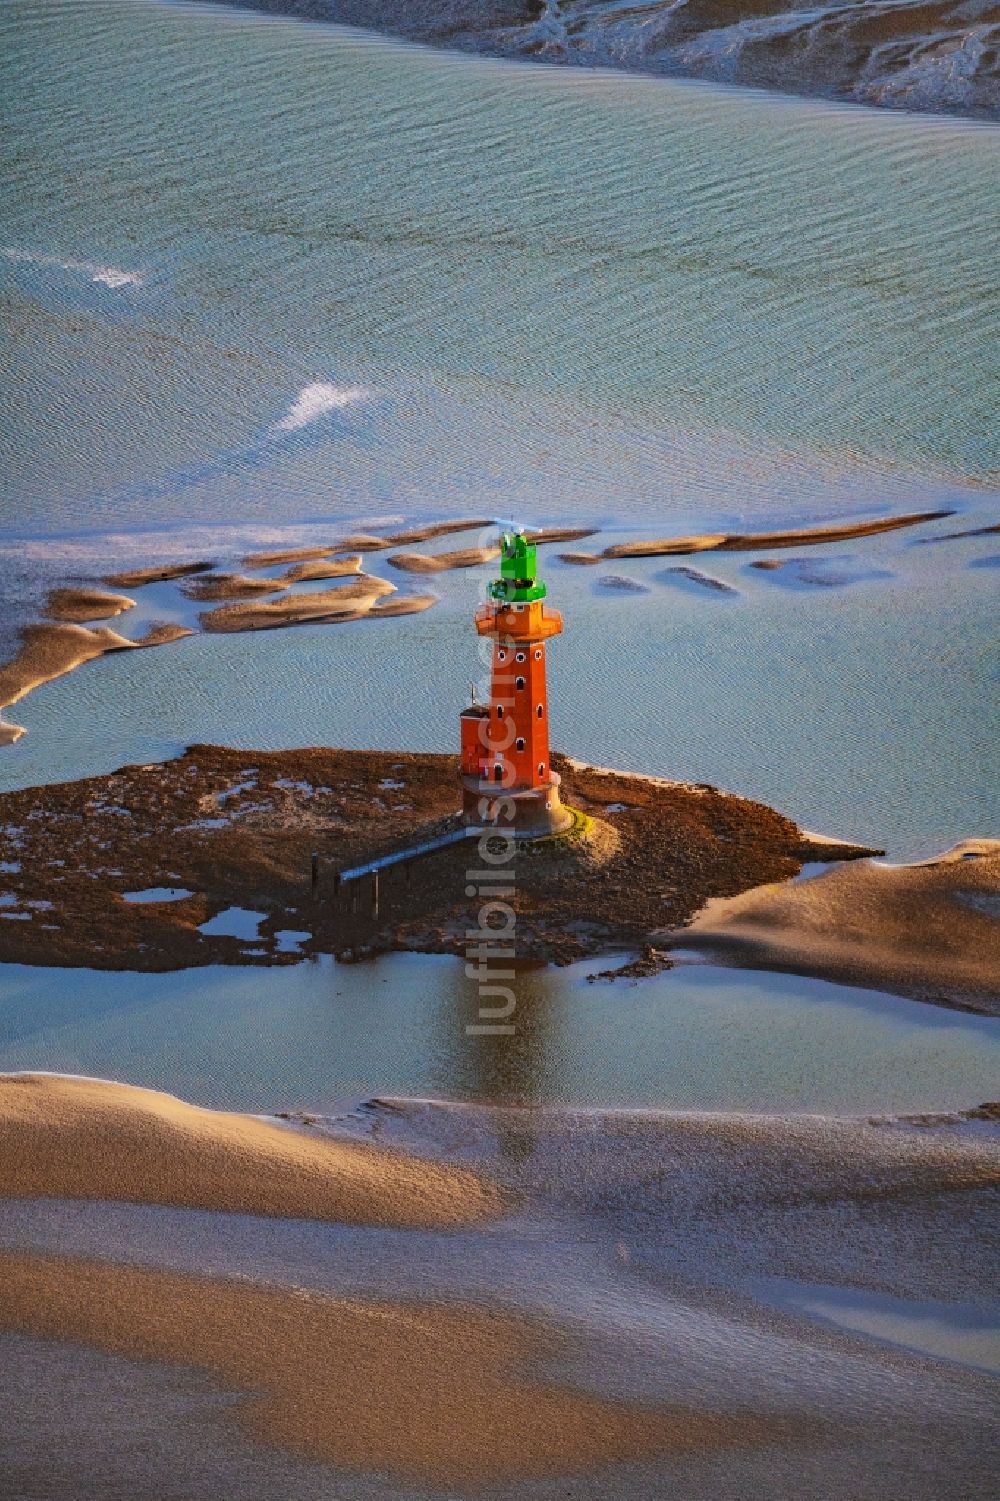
top-left (432, 962), bottom-right (563, 1165)
top-left (1, 952), bottom-right (999, 1117)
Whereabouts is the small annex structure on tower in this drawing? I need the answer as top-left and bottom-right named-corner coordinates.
top-left (460, 530), bottom-right (573, 837)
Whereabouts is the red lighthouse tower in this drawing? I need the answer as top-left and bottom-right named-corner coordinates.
top-left (460, 532), bottom-right (572, 836)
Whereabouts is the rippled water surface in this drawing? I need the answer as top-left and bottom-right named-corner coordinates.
top-left (1, 0), bottom-right (998, 857)
top-left (2, 954), bottom-right (998, 1113)
top-left (3, 0), bottom-right (998, 539)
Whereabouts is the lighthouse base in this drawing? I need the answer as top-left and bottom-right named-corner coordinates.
top-left (462, 772), bottom-right (574, 839)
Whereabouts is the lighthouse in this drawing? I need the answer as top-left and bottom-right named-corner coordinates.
top-left (460, 531), bottom-right (573, 836)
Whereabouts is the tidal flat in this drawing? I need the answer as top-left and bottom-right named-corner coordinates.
top-left (1, 0), bottom-right (998, 1494)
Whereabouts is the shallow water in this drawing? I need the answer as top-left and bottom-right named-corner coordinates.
top-left (4, 0), bottom-right (998, 535)
top-left (755, 1279), bottom-right (1000, 1374)
top-left (1, 953), bottom-right (997, 1114)
top-left (2, 0), bottom-right (998, 857)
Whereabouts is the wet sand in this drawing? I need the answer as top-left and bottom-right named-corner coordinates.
top-left (239, 544), bottom-right (336, 568)
top-left (367, 592), bottom-right (439, 616)
top-left (672, 840), bottom-right (1000, 1013)
top-left (328, 532), bottom-right (396, 553)
top-left (0, 622), bottom-right (193, 727)
top-left (0, 1074), bottom-right (500, 1228)
top-left (105, 561), bottom-right (214, 587)
top-left (661, 565), bottom-right (739, 595)
top-left (590, 510), bottom-right (953, 561)
top-left (199, 577), bottom-right (396, 632)
top-left (0, 1249), bottom-right (792, 1485)
top-left (182, 572), bottom-right (289, 600)
top-left (387, 545), bottom-right (500, 572)
top-left (383, 517), bottom-right (492, 545)
top-left (45, 587), bottom-right (136, 623)
top-left (281, 554), bottom-right (363, 583)
top-left (1, 1093), bottom-right (997, 1497)
top-left (601, 532), bottom-right (728, 559)
top-left (525, 526), bottom-right (598, 545)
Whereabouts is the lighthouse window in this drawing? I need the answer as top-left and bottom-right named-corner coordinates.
top-left (534, 649), bottom-right (542, 660)
top-left (536, 703), bottom-right (543, 718)
top-left (516, 737), bottom-right (525, 751)
top-left (497, 649), bottom-right (506, 662)
top-left (515, 676), bottom-right (525, 690)
top-left (496, 705), bottom-right (504, 720)
top-left (515, 652), bottom-right (525, 663)
top-left (494, 764), bottom-right (503, 784)
top-left (538, 763), bottom-right (545, 777)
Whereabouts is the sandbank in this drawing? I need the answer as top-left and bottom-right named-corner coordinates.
top-left (45, 587), bottom-right (136, 623)
top-left (105, 561), bottom-right (214, 587)
top-left (718, 510), bottom-right (953, 550)
top-left (329, 532), bottom-right (395, 552)
top-left (281, 554), bottom-right (363, 583)
top-left (368, 592), bottom-right (439, 616)
top-left (0, 1073), bottom-right (500, 1228)
top-left (199, 577), bottom-right (396, 632)
top-left (525, 526), bottom-right (597, 545)
top-left (602, 533), bottom-right (728, 558)
top-left (0, 1248), bottom-right (792, 1484)
top-left (239, 545), bottom-right (334, 568)
top-left (383, 517), bottom-right (492, 545)
top-left (915, 522), bottom-right (1000, 544)
top-left (182, 572), bottom-right (288, 600)
top-left (661, 565), bottom-right (738, 594)
top-left (0, 622), bottom-right (194, 730)
top-left (671, 840), bottom-right (1000, 1013)
top-left (601, 510), bottom-right (952, 560)
top-left (387, 545), bottom-right (500, 572)
top-left (597, 573), bottom-right (651, 593)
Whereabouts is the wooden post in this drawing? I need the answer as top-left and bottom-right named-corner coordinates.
top-left (310, 852), bottom-right (319, 896)
top-left (371, 870), bottom-right (379, 918)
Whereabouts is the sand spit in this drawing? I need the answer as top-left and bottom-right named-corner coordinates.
top-left (525, 526), bottom-right (597, 545)
top-left (388, 545), bottom-right (500, 572)
top-left (597, 573), bottom-right (652, 593)
top-left (672, 840), bottom-right (1000, 1014)
top-left (0, 744), bottom-right (870, 972)
top-left (368, 592), bottom-right (439, 617)
top-left (602, 533), bottom-right (729, 559)
top-left (45, 587), bottom-right (136, 623)
top-left (0, 622), bottom-right (193, 733)
top-left (199, 577), bottom-right (396, 632)
top-left (601, 510), bottom-right (953, 560)
top-left (239, 545), bottom-right (334, 569)
top-left (105, 561), bottom-right (214, 587)
top-left (329, 532), bottom-right (396, 553)
top-left (182, 572), bottom-right (288, 601)
top-left (0, 1250), bottom-right (794, 1484)
top-left (661, 566), bottom-right (738, 595)
top-left (0, 1074), bottom-right (500, 1228)
top-left (281, 554), bottom-right (363, 583)
top-left (383, 518), bottom-right (493, 545)
top-left (915, 521), bottom-right (1000, 544)
top-left (718, 511), bottom-right (953, 550)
